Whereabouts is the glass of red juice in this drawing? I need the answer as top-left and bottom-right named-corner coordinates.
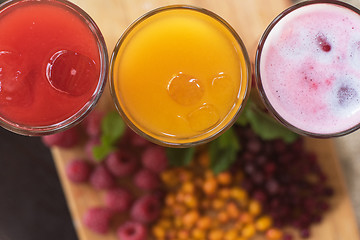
top-left (0, 0), bottom-right (108, 135)
top-left (255, 0), bottom-right (360, 137)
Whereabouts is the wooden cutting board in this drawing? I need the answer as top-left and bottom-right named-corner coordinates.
top-left (51, 0), bottom-right (360, 239)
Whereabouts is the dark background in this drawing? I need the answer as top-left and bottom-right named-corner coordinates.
top-left (0, 127), bottom-right (77, 240)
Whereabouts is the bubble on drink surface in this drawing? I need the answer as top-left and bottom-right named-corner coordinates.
top-left (210, 72), bottom-right (236, 105)
top-left (46, 50), bottom-right (97, 96)
top-left (167, 72), bottom-right (204, 106)
top-left (187, 104), bottom-right (219, 132)
top-left (0, 51), bottom-right (32, 106)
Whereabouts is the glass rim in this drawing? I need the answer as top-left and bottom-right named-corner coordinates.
top-left (110, 4), bottom-right (251, 147)
top-left (255, 0), bottom-right (360, 138)
top-left (0, 0), bottom-right (108, 136)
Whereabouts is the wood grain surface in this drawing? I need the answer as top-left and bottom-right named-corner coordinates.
top-left (51, 0), bottom-right (360, 239)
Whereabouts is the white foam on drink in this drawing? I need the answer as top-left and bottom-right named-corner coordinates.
top-left (260, 3), bottom-right (360, 135)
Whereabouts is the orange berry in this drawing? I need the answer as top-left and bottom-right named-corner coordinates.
top-left (218, 210), bottom-right (230, 223)
top-left (161, 170), bottom-right (178, 187)
top-left (173, 204), bottom-right (187, 216)
top-left (197, 216), bottom-right (212, 230)
top-left (165, 194), bottom-right (176, 206)
top-left (178, 169), bottom-right (193, 182)
top-left (217, 171), bottom-right (232, 185)
top-left (255, 215), bottom-right (273, 232)
top-left (203, 178), bottom-right (218, 195)
top-left (241, 223), bottom-right (256, 238)
top-left (192, 228), bottom-right (206, 239)
top-left (219, 188), bottom-right (231, 199)
top-left (239, 212), bottom-right (254, 224)
top-left (226, 202), bottom-right (240, 219)
top-left (248, 200), bottom-right (262, 216)
top-left (152, 225), bottom-right (166, 239)
top-left (231, 187), bottom-right (248, 204)
top-left (198, 151), bottom-right (210, 167)
top-left (212, 198), bottom-right (225, 210)
top-left (266, 228), bottom-right (283, 240)
top-left (177, 229), bottom-right (190, 240)
top-left (204, 169), bottom-right (214, 179)
top-left (182, 181), bottom-right (195, 193)
top-left (183, 194), bottom-right (198, 208)
top-left (224, 229), bottom-right (238, 240)
top-left (209, 229), bottom-right (224, 240)
top-left (183, 210), bottom-right (200, 228)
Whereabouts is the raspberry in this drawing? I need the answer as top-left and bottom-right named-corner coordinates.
top-left (65, 159), bottom-right (92, 183)
top-left (104, 187), bottom-right (133, 213)
top-left (41, 127), bottom-right (79, 148)
top-left (85, 138), bottom-right (101, 162)
top-left (131, 194), bottom-right (161, 223)
top-left (83, 207), bottom-right (113, 234)
top-left (83, 110), bottom-right (104, 138)
top-left (105, 150), bottom-right (138, 177)
top-left (128, 129), bottom-right (152, 147)
top-left (90, 164), bottom-right (115, 190)
top-left (141, 146), bottom-right (168, 173)
top-left (117, 221), bottom-right (148, 240)
top-left (133, 169), bottom-right (161, 191)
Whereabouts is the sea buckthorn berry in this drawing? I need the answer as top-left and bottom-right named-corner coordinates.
top-left (226, 202), bottom-right (240, 219)
top-left (165, 194), bottom-right (176, 207)
top-left (183, 194), bottom-right (198, 208)
top-left (161, 170), bottom-right (178, 187)
top-left (198, 151), bottom-right (210, 167)
top-left (173, 204), bottom-right (187, 216)
top-left (183, 210), bottom-right (200, 228)
top-left (203, 178), bottom-right (218, 195)
top-left (219, 188), bottom-right (231, 199)
top-left (192, 228), bottom-right (206, 240)
top-left (208, 229), bottom-right (224, 240)
top-left (224, 229), bottom-right (238, 240)
top-left (212, 198), bottom-right (225, 210)
top-left (182, 181), bottom-right (195, 193)
top-left (178, 169), bottom-right (193, 182)
top-left (266, 228), bottom-right (284, 240)
top-left (241, 223), bottom-right (256, 238)
top-left (197, 216), bottom-right (212, 230)
top-left (231, 187), bottom-right (248, 204)
top-left (218, 210), bottom-right (230, 223)
top-left (255, 215), bottom-right (273, 232)
top-left (152, 225), bottom-right (166, 239)
top-left (157, 219), bottom-right (172, 229)
top-left (217, 171), bottom-right (232, 185)
top-left (239, 212), bottom-right (254, 224)
top-left (248, 200), bottom-right (262, 216)
top-left (177, 229), bottom-right (190, 240)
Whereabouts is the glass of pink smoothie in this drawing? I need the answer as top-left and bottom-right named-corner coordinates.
top-left (255, 0), bottom-right (360, 137)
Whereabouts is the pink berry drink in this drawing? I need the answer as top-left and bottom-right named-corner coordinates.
top-left (255, 0), bottom-right (360, 137)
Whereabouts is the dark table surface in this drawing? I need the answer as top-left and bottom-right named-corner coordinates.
top-left (0, 127), bottom-right (78, 240)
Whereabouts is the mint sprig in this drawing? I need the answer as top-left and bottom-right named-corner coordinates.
top-left (92, 111), bottom-right (125, 161)
top-left (209, 128), bottom-right (240, 175)
top-left (166, 147), bottom-right (195, 167)
top-left (236, 100), bottom-right (298, 143)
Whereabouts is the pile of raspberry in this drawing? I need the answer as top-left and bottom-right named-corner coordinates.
top-left (42, 110), bottom-right (168, 240)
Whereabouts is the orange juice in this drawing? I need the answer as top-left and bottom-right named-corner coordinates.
top-left (110, 6), bottom-right (250, 146)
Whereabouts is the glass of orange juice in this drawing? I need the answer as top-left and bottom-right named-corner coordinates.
top-left (110, 5), bottom-right (250, 147)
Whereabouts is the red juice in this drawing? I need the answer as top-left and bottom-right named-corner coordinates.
top-left (0, 0), bottom-right (107, 135)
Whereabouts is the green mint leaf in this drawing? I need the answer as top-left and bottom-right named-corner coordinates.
top-left (92, 111), bottom-right (126, 162)
top-left (101, 111), bottom-right (125, 144)
top-left (92, 143), bottom-right (115, 162)
top-left (209, 128), bottom-right (240, 175)
top-left (244, 101), bottom-right (298, 143)
top-left (166, 147), bottom-right (195, 167)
